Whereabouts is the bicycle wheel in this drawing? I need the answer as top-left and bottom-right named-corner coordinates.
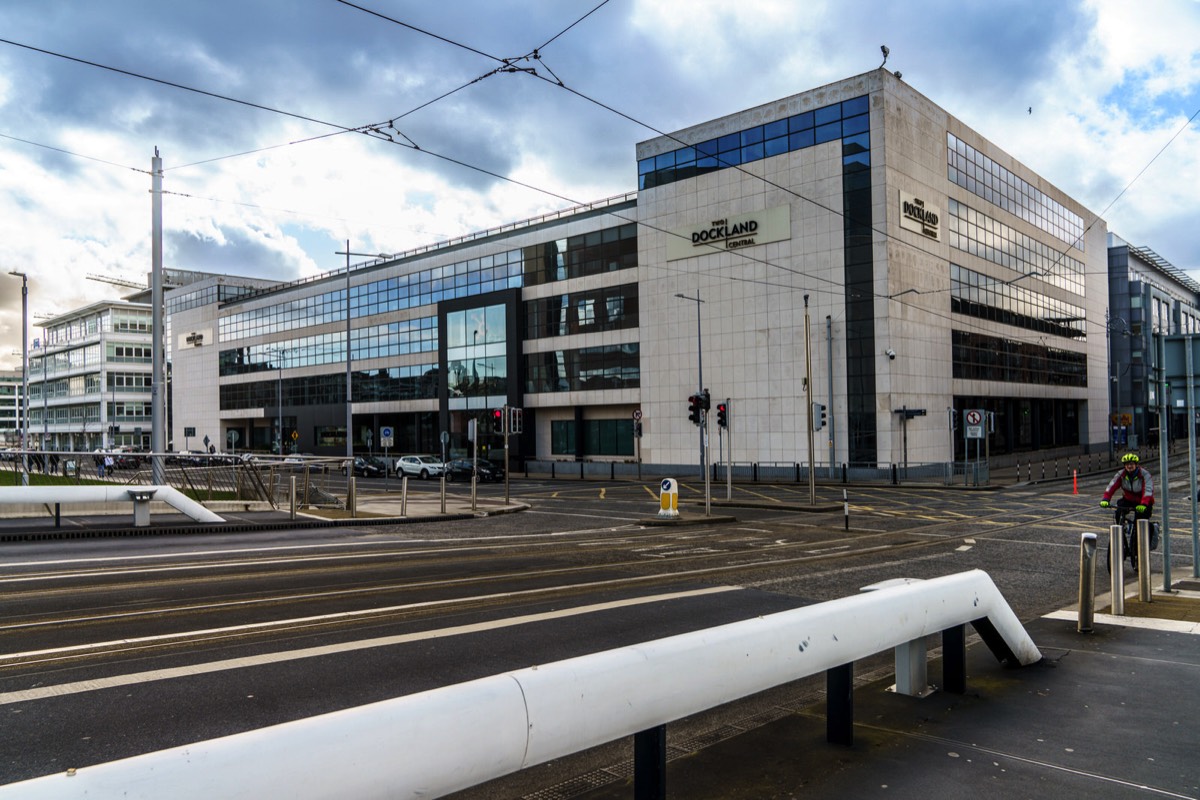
top-left (1127, 528), bottom-right (1138, 572)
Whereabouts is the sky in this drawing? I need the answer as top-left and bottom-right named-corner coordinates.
top-left (1, 0), bottom-right (1199, 370)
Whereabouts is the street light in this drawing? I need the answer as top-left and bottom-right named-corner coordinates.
top-left (334, 245), bottom-right (393, 460)
top-left (675, 292), bottom-right (709, 515)
top-left (8, 270), bottom-right (28, 486)
top-left (271, 348), bottom-right (288, 455)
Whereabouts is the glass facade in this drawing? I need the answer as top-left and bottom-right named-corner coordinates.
top-left (952, 330), bottom-right (1087, 386)
top-left (446, 304), bottom-right (507, 403)
top-left (521, 225), bottom-right (638, 285)
top-left (524, 283), bottom-right (639, 339)
top-left (218, 317), bottom-right (437, 377)
top-left (551, 418), bottom-right (635, 457)
top-left (526, 344), bottom-right (640, 394)
top-left (842, 119), bottom-right (875, 464)
top-left (947, 133), bottom-right (1085, 249)
top-left (638, 96), bottom-right (869, 190)
top-left (950, 265), bottom-right (1086, 339)
top-left (947, 199), bottom-right (1085, 295)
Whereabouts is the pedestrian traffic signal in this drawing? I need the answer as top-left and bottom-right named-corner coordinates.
top-left (634, 422), bottom-right (643, 438)
top-left (716, 402), bottom-right (728, 428)
top-left (687, 394), bottom-right (701, 425)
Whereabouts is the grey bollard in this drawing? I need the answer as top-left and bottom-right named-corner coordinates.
top-left (1078, 533), bottom-right (1097, 632)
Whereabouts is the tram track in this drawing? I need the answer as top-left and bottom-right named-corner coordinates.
top-left (0, 494), bottom-right (1107, 672)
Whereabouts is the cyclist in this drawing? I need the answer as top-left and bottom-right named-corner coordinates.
top-left (1100, 452), bottom-right (1154, 525)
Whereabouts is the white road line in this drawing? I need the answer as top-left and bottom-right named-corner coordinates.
top-left (1042, 609), bottom-right (1200, 635)
top-left (0, 586), bottom-right (740, 705)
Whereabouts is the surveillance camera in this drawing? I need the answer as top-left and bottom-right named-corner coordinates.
top-left (885, 348), bottom-right (896, 360)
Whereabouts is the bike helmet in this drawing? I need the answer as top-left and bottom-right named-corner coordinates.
top-left (1121, 453), bottom-right (1140, 464)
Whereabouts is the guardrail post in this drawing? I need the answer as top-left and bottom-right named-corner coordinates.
top-left (826, 663), bottom-right (853, 746)
top-left (942, 624), bottom-right (966, 694)
top-left (1109, 523), bottom-right (1124, 615)
top-left (633, 725), bottom-right (667, 800)
top-left (1078, 533), bottom-right (1097, 633)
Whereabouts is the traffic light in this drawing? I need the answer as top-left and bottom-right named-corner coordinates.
top-left (687, 394), bottom-right (701, 425)
top-left (492, 407), bottom-right (505, 434)
top-left (634, 422), bottom-right (643, 438)
top-left (509, 407), bottom-right (523, 435)
top-left (716, 402), bottom-right (728, 428)
top-left (812, 402), bottom-right (826, 431)
top-left (700, 389), bottom-right (711, 411)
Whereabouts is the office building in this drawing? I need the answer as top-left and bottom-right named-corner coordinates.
top-left (174, 69), bottom-right (1111, 471)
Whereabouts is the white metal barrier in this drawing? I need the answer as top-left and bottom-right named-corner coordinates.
top-left (0, 569), bottom-right (1039, 799)
top-left (0, 485), bottom-right (225, 526)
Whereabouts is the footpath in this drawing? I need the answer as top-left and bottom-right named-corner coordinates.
top-left (573, 573), bottom-right (1200, 800)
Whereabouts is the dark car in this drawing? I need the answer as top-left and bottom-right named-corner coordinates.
top-left (443, 458), bottom-right (504, 482)
top-left (342, 457), bottom-right (385, 478)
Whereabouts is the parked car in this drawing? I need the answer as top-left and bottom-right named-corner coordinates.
top-left (112, 448), bottom-right (142, 469)
top-left (342, 456), bottom-right (385, 478)
top-left (281, 454), bottom-right (327, 473)
top-left (395, 454), bottom-right (445, 480)
top-left (443, 458), bottom-right (505, 482)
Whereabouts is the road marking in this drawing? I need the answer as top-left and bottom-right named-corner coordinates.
top-left (1043, 609), bottom-right (1200, 635)
top-left (0, 586), bottom-right (741, 705)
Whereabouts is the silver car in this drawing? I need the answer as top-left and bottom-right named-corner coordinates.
top-left (395, 454), bottom-right (445, 480)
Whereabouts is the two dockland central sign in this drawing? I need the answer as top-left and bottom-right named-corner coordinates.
top-left (667, 205), bottom-right (791, 261)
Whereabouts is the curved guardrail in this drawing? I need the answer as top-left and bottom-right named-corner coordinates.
top-left (0, 569), bottom-right (1040, 799)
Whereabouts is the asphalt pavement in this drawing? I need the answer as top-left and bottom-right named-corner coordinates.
top-left (1, 477), bottom-right (1197, 799)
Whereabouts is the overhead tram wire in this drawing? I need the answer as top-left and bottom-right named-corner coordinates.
top-left (7, 28), bottom-right (1192, 349)
top-left (0, 131), bottom-right (148, 174)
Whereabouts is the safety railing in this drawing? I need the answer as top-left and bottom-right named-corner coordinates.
top-left (0, 569), bottom-right (1040, 800)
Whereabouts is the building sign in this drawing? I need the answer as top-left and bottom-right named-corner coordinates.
top-left (666, 205), bottom-right (791, 261)
top-left (899, 190), bottom-right (941, 241)
top-left (178, 328), bottom-right (211, 349)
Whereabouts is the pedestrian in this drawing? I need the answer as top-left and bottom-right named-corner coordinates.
top-left (104, 453), bottom-right (115, 477)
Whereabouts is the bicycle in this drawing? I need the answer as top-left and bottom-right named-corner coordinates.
top-left (1104, 506), bottom-right (1159, 574)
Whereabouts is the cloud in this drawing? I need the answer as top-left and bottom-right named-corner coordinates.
top-left (3, 0), bottom-right (1200, 370)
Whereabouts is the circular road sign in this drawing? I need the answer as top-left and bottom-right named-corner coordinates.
top-left (633, 409), bottom-right (642, 420)
top-left (965, 410), bottom-right (982, 426)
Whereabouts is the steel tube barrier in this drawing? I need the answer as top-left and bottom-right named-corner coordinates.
top-left (0, 570), bottom-right (1040, 800)
top-left (0, 485), bottom-right (224, 525)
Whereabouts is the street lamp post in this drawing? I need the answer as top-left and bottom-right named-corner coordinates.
top-left (9, 270), bottom-right (29, 486)
top-left (334, 245), bottom-right (393, 460)
top-left (675, 292), bottom-right (709, 516)
top-left (272, 348), bottom-right (287, 455)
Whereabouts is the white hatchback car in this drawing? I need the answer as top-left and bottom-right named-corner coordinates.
top-left (395, 454), bottom-right (445, 480)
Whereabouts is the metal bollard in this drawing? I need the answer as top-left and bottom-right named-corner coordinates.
top-left (401, 476), bottom-right (408, 516)
top-left (1110, 523), bottom-right (1124, 616)
top-left (1136, 519), bottom-right (1153, 603)
top-left (348, 476), bottom-right (356, 518)
top-left (289, 475), bottom-right (297, 521)
top-left (440, 475), bottom-right (446, 514)
top-left (1078, 533), bottom-right (1097, 632)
